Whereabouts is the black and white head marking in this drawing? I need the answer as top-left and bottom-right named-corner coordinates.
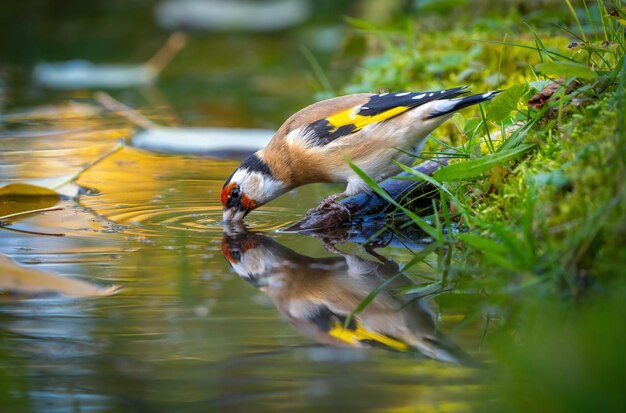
top-left (227, 153), bottom-right (287, 206)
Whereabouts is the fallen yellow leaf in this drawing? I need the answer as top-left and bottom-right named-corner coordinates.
top-left (0, 183), bottom-right (60, 197)
top-left (0, 254), bottom-right (119, 298)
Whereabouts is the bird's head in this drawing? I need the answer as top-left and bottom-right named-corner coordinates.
top-left (221, 152), bottom-right (287, 222)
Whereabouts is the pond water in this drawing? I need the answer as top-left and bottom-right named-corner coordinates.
top-left (1, 112), bottom-right (491, 412)
top-left (1, 2), bottom-right (495, 411)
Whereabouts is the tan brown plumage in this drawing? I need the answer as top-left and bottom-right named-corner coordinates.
top-left (260, 94), bottom-right (371, 186)
top-left (222, 87), bottom-right (500, 221)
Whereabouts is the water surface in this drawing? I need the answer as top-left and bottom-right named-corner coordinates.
top-left (0, 3), bottom-right (493, 411)
top-left (1, 115), bottom-right (490, 410)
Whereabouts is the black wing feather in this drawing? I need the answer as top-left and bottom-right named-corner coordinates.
top-left (358, 86), bottom-right (470, 116)
top-left (304, 86), bottom-right (471, 146)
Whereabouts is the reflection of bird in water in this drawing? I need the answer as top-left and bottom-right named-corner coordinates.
top-left (221, 225), bottom-right (473, 365)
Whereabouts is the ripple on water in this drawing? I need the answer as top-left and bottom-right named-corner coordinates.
top-left (72, 146), bottom-right (300, 237)
top-left (98, 204), bottom-right (292, 236)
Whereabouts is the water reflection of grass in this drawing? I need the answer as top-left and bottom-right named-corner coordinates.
top-left (340, 1), bottom-right (625, 410)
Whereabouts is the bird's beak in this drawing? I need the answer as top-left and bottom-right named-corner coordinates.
top-left (222, 207), bottom-right (249, 223)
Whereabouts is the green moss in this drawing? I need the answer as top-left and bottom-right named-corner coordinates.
top-left (338, 8), bottom-right (625, 288)
top-left (468, 93), bottom-right (624, 281)
top-left (338, 3), bottom-right (626, 411)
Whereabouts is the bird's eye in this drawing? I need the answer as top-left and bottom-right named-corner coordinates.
top-left (231, 187), bottom-right (240, 199)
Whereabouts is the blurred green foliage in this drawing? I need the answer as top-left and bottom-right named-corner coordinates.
top-left (338, 1), bottom-right (626, 411)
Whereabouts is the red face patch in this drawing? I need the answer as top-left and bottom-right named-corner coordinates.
top-left (240, 194), bottom-right (259, 211)
top-left (221, 182), bottom-right (259, 212)
top-left (221, 183), bottom-right (236, 207)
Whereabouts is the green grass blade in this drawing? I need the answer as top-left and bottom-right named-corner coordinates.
top-left (349, 161), bottom-right (438, 238)
top-left (345, 242), bottom-right (438, 327)
top-left (392, 161), bottom-right (468, 220)
top-left (583, 0), bottom-right (598, 38)
top-left (433, 144), bottom-right (534, 182)
top-left (344, 272), bottom-right (403, 328)
top-left (300, 46), bottom-right (335, 95)
top-left (497, 33), bottom-right (508, 88)
top-left (498, 116), bottom-right (540, 152)
top-left (478, 104), bottom-right (495, 153)
top-left (430, 136), bottom-right (464, 152)
top-left (565, 0), bottom-right (588, 42)
top-left (478, 40), bottom-right (578, 63)
top-left (394, 280), bottom-right (443, 296)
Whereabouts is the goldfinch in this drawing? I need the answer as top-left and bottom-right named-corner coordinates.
top-left (222, 86), bottom-right (499, 221)
top-left (221, 227), bottom-right (471, 363)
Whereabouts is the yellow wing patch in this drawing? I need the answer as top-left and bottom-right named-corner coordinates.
top-left (326, 105), bottom-right (409, 134)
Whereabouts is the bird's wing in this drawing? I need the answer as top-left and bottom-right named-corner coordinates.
top-left (297, 86), bottom-right (470, 146)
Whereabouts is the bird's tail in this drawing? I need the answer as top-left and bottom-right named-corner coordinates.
top-left (428, 90), bottom-right (501, 118)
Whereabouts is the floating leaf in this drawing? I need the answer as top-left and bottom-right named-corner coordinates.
top-left (0, 175), bottom-right (83, 199)
top-left (0, 254), bottom-right (119, 298)
top-left (156, 0), bottom-right (311, 32)
top-left (0, 145), bottom-right (121, 226)
top-left (0, 198), bottom-right (61, 223)
top-left (0, 102), bottom-right (102, 122)
top-left (132, 126), bottom-right (274, 157)
top-left (433, 144), bottom-right (534, 181)
top-left (535, 61), bottom-right (598, 80)
top-left (34, 62), bottom-right (157, 90)
top-left (0, 183), bottom-right (59, 198)
top-left (0, 143), bottom-right (122, 208)
top-left (33, 33), bottom-right (186, 90)
top-left (0, 178), bottom-right (72, 223)
top-left (95, 92), bottom-right (274, 157)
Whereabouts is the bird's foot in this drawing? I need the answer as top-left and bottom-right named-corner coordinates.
top-left (307, 193), bottom-right (351, 217)
top-left (307, 200), bottom-right (351, 219)
top-left (324, 192), bottom-right (345, 202)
